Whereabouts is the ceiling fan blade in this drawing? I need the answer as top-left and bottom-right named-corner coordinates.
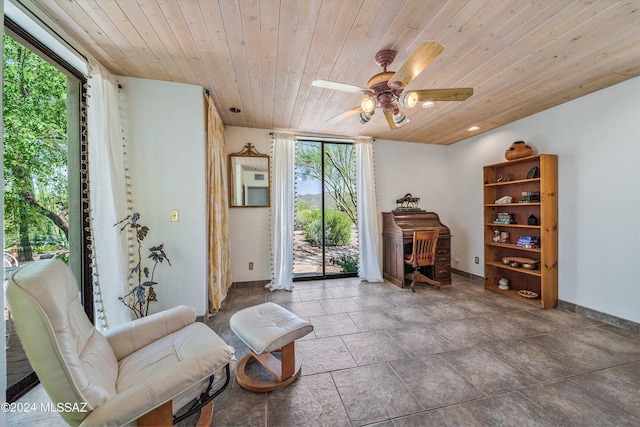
top-left (389, 41), bottom-right (444, 89)
top-left (326, 106), bottom-right (362, 124)
top-left (383, 109), bottom-right (399, 130)
top-left (410, 88), bottom-right (474, 101)
top-left (312, 79), bottom-right (369, 94)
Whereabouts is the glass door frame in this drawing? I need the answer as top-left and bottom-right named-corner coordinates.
top-left (293, 138), bottom-right (357, 282)
top-left (4, 16), bottom-right (93, 402)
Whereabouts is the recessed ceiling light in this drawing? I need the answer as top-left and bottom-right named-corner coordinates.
top-left (228, 107), bottom-right (241, 113)
top-left (467, 126), bottom-right (480, 132)
top-left (421, 101), bottom-right (435, 108)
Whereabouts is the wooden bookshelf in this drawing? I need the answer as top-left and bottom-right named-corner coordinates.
top-left (483, 155), bottom-right (558, 309)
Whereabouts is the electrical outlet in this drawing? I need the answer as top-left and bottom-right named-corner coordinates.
top-left (170, 210), bottom-right (179, 222)
top-left (248, 262), bottom-right (254, 270)
top-left (474, 257), bottom-right (480, 264)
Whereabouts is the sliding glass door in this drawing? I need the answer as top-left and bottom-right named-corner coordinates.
top-left (4, 19), bottom-right (91, 402)
top-left (293, 140), bottom-right (358, 279)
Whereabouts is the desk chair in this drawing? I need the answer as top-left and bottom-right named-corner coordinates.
top-left (404, 229), bottom-right (442, 292)
top-left (6, 259), bottom-right (235, 426)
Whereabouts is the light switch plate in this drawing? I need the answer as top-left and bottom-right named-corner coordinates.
top-left (170, 210), bottom-right (179, 222)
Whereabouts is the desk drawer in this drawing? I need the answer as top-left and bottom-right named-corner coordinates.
top-left (434, 265), bottom-right (451, 279)
top-left (436, 254), bottom-right (450, 265)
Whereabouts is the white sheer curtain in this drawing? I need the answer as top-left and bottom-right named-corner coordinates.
top-left (87, 63), bottom-right (131, 330)
top-left (267, 132), bottom-right (296, 291)
top-left (355, 137), bottom-right (383, 282)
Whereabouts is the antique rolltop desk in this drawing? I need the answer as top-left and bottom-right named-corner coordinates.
top-left (382, 211), bottom-right (451, 287)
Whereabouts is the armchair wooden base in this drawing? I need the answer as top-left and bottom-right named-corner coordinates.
top-left (138, 401), bottom-right (213, 427)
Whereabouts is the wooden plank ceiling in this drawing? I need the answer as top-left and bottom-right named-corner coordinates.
top-left (33, 0), bottom-right (640, 145)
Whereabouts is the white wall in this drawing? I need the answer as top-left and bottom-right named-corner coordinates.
top-left (119, 77), bottom-right (208, 316)
top-left (448, 76), bottom-right (640, 323)
top-left (225, 126), bottom-right (272, 282)
top-left (374, 139), bottom-right (451, 222)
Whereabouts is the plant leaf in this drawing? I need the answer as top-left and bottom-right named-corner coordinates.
top-left (134, 285), bottom-right (146, 304)
top-left (128, 262), bottom-right (140, 279)
top-left (147, 286), bottom-right (157, 302)
top-left (137, 225), bottom-right (149, 240)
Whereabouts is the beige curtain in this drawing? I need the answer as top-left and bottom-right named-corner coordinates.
top-left (205, 94), bottom-right (232, 312)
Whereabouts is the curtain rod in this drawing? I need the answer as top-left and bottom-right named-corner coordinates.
top-left (269, 132), bottom-right (355, 143)
top-left (14, 0), bottom-right (88, 63)
top-left (297, 136), bottom-right (354, 143)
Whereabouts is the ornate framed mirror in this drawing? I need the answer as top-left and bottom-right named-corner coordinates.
top-left (229, 143), bottom-right (270, 207)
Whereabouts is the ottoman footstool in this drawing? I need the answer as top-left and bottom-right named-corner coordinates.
top-left (230, 302), bottom-right (313, 392)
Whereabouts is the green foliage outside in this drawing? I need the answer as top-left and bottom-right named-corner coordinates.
top-left (3, 35), bottom-right (69, 261)
top-left (329, 251), bottom-right (358, 273)
top-left (301, 209), bottom-right (351, 247)
top-left (295, 206), bottom-right (318, 231)
top-left (296, 143), bottom-right (356, 224)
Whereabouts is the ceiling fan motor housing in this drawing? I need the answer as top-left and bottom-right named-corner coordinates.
top-left (367, 71), bottom-right (402, 110)
top-left (375, 50), bottom-right (396, 69)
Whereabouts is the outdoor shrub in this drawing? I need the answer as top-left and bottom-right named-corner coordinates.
top-left (303, 219), bottom-right (323, 246)
top-left (33, 242), bottom-right (67, 254)
top-left (325, 210), bottom-right (352, 246)
top-left (296, 209), bottom-right (320, 231)
top-left (303, 210), bottom-right (351, 246)
top-left (329, 251), bottom-right (359, 273)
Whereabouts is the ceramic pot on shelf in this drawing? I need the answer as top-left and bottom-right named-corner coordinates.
top-left (505, 141), bottom-right (533, 160)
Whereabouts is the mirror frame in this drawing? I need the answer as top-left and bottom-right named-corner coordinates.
top-left (229, 143), bottom-right (270, 208)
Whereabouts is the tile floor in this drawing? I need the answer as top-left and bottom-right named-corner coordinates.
top-left (8, 274), bottom-right (640, 426)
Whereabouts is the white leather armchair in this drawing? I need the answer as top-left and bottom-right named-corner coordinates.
top-left (6, 259), bottom-right (235, 426)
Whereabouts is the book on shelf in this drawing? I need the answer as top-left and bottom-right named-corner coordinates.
top-left (494, 212), bottom-right (515, 224)
top-left (517, 235), bottom-right (539, 248)
top-left (519, 191), bottom-right (540, 203)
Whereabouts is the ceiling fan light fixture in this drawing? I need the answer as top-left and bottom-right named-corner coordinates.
top-left (399, 91), bottom-right (418, 109)
top-left (393, 111), bottom-right (408, 127)
top-left (314, 43), bottom-right (473, 130)
top-left (361, 96), bottom-right (376, 113)
top-left (359, 111), bottom-right (373, 124)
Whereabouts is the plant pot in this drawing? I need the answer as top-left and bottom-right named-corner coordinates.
top-left (505, 141), bottom-right (533, 161)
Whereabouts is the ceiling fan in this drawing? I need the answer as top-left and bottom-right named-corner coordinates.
top-left (312, 42), bottom-right (473, 130)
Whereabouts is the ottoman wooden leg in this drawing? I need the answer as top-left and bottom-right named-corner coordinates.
top-left (236, 341), bottom-right (302, 392)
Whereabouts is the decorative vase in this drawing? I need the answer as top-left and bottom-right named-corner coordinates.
top-left (505, 141), bottom-right (533, 161)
